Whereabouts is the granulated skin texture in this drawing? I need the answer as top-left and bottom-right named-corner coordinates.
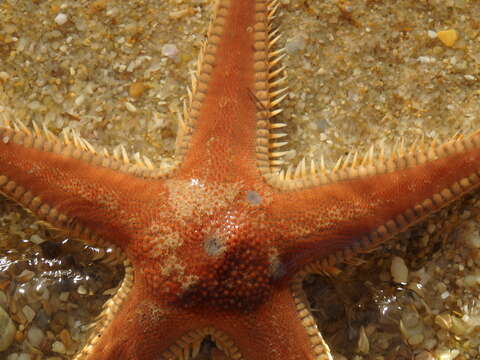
top-left (0, 0), bottom-right (480, 359)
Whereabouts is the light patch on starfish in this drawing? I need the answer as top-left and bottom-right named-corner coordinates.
top-left (180, 274), bottom-right (202, 291)
top-left (268, 248), bottom-right (286, 280)
top-left (159, 256), bottom-right (185, 277)
top-left (162, 232), bottom-right (184, 251)
top-left (165, 179), bottom-right (243, 220)
top-left (146, 224), bottom-right (184, 256)
top-left (159, 255), bottom-right (200, 291)
top-left (136, 302), bottom-right (167, 325)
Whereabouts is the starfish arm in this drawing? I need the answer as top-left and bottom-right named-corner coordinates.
top-left (177, 0), bottom-right (287, 181)
top-left (0, 123), bottom-right (168, 251)
top-left (77, 279), bottom-right (329, 360)
top-left (202, 282), bottom-right (332, 360)
top-left (76, 279), bottom-right (237, 360)
top-left (212, 284), bottom-right (332, 360)
top-left (267, 134), bottom-right (480, 269)
top-left (73, 284), bottom-right (200, 360)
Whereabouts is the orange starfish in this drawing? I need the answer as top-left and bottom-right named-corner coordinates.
top-left (1, 0), bottom-right (480, 359)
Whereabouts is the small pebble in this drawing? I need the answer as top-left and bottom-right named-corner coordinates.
top-left (285, 34), bottom-right (307, 53)
top-left (59, 328), bottom-right (72, 349)
top-left (435, 313), bottom-right (453, 330)
top-left (54, 13), bottom-right (68, 26)
top-left (17, 270), bottom-right (35, 283)
top-left (408, 333), bottom-right (424, 346)
top-left (0, 306), bottom-right (16, 351)
top-left (59, 292), bottom-right (69, 302)
top-left (161, 44), bottom-right (179, 60)
top-left (125, 102), bottom-right (137, 113)
top-left (26, 326), bottom-right (44, 348)
top-left (0, 72), bottom-right (9, 82)
top-left (437, 29), bottom-right (458, 47)
top-left (77, 285), bottom-right (87, 295)
top-left (466, 233), bottom-right (480, 248)
top-left (29, 234), bottom-right (46, 245)
top-left (52, 340), bottom-right (66, 354)
top-left (417, 56), bottom-right (436, 64)
top-left (129, 82), bottom-right (148, 98)
top-left (357, 326), bottom-right (369, 354)
top-left (22, 305), bottom-right (35, 323)
top-left (391, 256), bottom-right (409, 284)
top-left (427, 30), bottom-right (437, 39)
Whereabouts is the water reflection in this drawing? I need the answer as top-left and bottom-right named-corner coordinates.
top-left (0, 206), bottom-right (123, 359)
top-left (306, 197), bottom-right (480, 359)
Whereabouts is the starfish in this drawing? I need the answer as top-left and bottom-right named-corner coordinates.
top-left (1, 0), bottom-right (480, 359)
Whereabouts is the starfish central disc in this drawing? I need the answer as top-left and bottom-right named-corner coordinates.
top-left (137, 179), bottom-right (280, 311)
